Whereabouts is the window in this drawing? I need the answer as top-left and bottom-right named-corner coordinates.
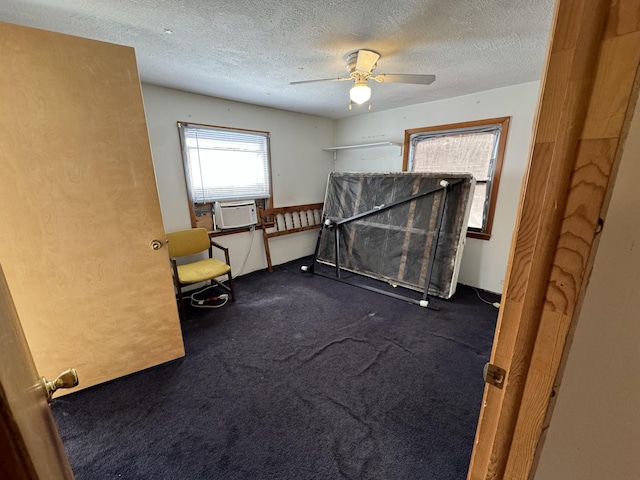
top-left (177, 122), bottom-right (272, 204)
top-left (403, 117), bottom-right (509, 240)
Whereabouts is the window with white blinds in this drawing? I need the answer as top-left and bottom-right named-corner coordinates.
top-left (178, 122), bottom-right (271, 203)
top-left (404, 117), bottom-right (509, 240)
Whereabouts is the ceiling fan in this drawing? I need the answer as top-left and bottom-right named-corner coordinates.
top-left (290, 49), bottom-right (436, 108)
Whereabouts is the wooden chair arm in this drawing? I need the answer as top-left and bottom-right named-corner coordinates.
top-left (210, 240), bottom-right (231, 265)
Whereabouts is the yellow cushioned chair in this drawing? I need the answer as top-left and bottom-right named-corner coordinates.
top-left (166, 228), bottom-right (235, 320)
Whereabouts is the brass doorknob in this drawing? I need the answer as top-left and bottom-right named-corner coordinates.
top-left (41, 368), bottom-right (79, 403)
top-left (150, 239), bottom-right (163, 250)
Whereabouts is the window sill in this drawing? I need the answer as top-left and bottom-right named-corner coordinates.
top-left (467, 230), bottom-right (491, 241)
top-left (208, 224), bottom-right (264, 238)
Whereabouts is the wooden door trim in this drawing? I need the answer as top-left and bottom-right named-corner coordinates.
top-left (0, 385), bottom-right (39, 480)
top-left (0, 262), bottom-right (75, 479)
top-left (468, 1), bottom-right (640, 478)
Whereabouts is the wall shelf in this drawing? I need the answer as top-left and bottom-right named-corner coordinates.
top-left (323, 141), bottom-right (403, 160)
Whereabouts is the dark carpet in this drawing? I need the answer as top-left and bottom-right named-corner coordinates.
top-left (51, 256), bottom-right (499, 480)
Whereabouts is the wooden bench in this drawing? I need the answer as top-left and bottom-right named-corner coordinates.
top-left (259, 203), bottom-right (324, 272)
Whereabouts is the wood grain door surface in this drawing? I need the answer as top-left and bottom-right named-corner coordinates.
top-left (0, 22), bottom-right (185, 393)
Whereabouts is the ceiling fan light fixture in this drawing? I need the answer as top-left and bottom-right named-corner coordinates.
top-left (349, 81), bottom-right (371, 104)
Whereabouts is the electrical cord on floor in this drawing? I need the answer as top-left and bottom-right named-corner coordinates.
top-left (471, 286), bottom-right (501, 309)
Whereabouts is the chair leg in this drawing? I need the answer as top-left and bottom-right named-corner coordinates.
top-left (170, 258), bottom-right (186, 321)
top-left (172, 279), bottom-right (186, 321)
top-left (227, 272), bottom-right (236, 302)
top-left (176, 288), bottom-right (187, 321)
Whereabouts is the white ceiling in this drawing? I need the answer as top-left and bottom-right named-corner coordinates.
top-left (0, 0), bottom-right (555, 120)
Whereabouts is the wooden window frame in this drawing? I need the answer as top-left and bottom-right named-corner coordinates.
top-left (403, 117), bottom-right (510, 240)
top-left (176, 122), bottom-right (274, 231)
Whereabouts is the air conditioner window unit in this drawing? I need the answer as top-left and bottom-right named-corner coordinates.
top-left (214, 200), bottom-right (258, 230)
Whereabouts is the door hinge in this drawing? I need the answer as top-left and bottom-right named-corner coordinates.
top-left (483, 362), bottom-right (506, 389)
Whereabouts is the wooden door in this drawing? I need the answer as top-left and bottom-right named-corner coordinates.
top-left (0, 264), bottom-right (75, 479)
top-left (0, 23), bottom-right (184, 393)
top-left (468, 0), bottom-right (640, 478)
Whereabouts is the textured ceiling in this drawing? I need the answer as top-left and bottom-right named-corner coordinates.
top-left (0, 0), bottom-right (555, 119)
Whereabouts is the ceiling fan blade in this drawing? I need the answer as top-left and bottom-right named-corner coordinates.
top-left (355, 50), bottom-right (380, 73)
top-left (290, 77), bottom-right (352, 85)
top-left (372, 74), bottom-right (436, 85)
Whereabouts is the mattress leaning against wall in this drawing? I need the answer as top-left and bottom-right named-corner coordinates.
top-left (316, 172), bottom-right (475, 299)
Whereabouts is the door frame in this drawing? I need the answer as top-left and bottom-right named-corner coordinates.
top-left (0, 262), bottom-right (74, 479)
top-left (468, 0), bottom-right (640, 478)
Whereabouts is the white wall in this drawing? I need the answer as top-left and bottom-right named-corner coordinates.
top-left (141, 84), bottom-right (335, 275)
top-left (334, 82), bottom-right (541, 293)
top-left (533, 99), bottom-right (640, 479)
top-left (140, 82), bottom-right (540, 288)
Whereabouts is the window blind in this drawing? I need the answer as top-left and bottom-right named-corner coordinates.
top-left (178, 123), bottom-right (271, 203)
top-left (408, 124), bottom-right (502, 232)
